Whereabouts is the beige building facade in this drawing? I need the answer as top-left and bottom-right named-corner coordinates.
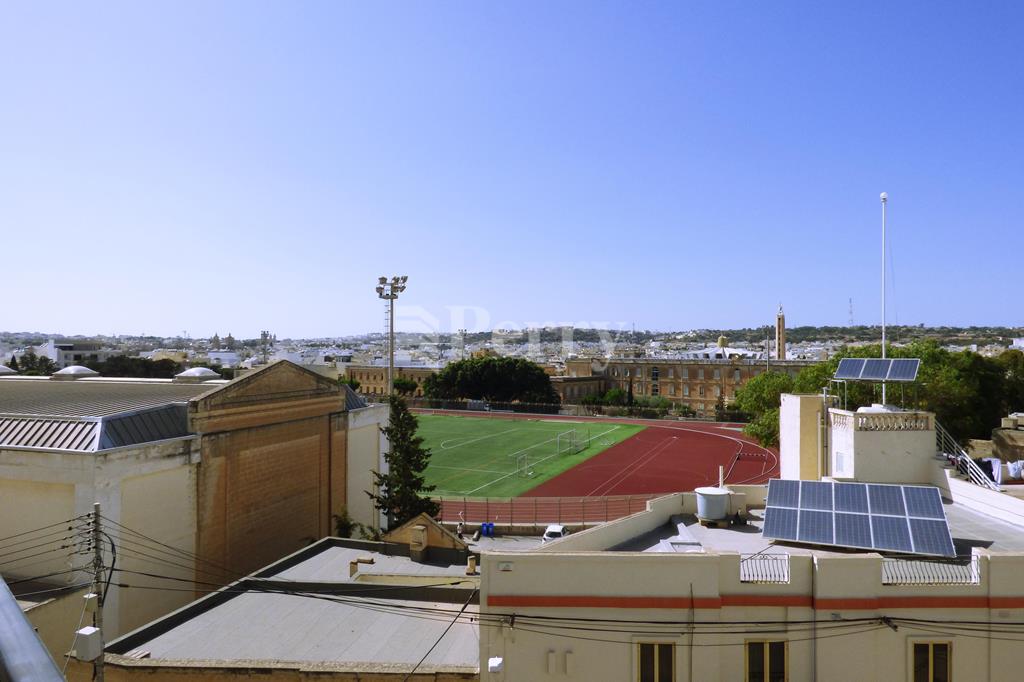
top-left (0, 361), bottom-right (388, 649)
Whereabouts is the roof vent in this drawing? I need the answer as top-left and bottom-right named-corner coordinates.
top-left (0, 365), bottom-right (16, 376)
top-left (173, 367), bottom-right (221, 383)
top-left (51, 365), bottom-right (100, 380)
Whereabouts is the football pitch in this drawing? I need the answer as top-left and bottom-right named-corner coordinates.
top-left (417, 414), bottom-right (646, 498)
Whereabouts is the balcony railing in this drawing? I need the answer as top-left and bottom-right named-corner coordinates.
top-left (830, 409), bottom-right (934, 432)
top-left (739, 554), bottom-right (790, 584)
top-left (881, 556), bottom-right (980, 585)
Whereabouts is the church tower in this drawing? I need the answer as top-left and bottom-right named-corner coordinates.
top-left (775, 304), bottom-right (786, 360)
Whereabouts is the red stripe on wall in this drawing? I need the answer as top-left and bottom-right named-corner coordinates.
top-left (487, 594), bottom-right (1016, 610)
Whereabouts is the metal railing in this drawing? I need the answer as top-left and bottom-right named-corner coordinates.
top-left (936, 421), bottom-right (1000, 491)
top-left (881, 556), bottom-right (980, 585)
top-left (739, 554), bottom-right (790, 584)
top-left (437, 494), bottom-right (656, 525)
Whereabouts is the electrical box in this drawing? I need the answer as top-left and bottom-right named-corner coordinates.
top-left (74, 626), bottom-right (103, 661)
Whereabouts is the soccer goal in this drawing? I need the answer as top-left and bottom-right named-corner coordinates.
top-left (516, 453), bottom-right (534, 478)
top-left (557, 428), bottom-right (585, 455)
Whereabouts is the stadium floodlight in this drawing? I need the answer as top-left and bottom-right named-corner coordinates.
top-left (458, 328), bottom-right (467, 360)
top-left (376, 275), bottom-right (409, 396)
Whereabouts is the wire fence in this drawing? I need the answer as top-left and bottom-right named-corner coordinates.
top-left (437, 495), bottom-right (657, 525)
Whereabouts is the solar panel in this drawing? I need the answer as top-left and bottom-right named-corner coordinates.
top-left (763, 507), bottom-right (798, 540)
top-left (886, 358), bottom-right (921, 382)
top-left (798, 510), bottom-right (834, 545)
top-left (860, 359), bottom-right (892, 381)
top-left (762, 480), bottom-right (955, 557)
top-left (903, 486), bottom-right (945, 519)
top-left (871, 515), bottom-right (914, 553)
top-left (832, 357), bottom-right (921, 383)
top-left (909, 519), bottom-right (956, 557)
top-left (834, 482), bottom-right (869, 513)
top-left (835, 512), bottom-right (873, 547)
top-left (834, 358), bottom-right (866, 380)
top-left (868, 484), bottom-right (906, 516)
top-left (767, 479), bottom-right (800, 508)
top-left (800, 481), bottom-right (833, 511)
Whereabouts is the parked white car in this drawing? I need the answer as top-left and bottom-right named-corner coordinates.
top-left (542, 524), bottom-right (569, 542)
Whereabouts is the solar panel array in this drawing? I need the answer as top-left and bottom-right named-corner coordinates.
top-left (834, 358), bottom-right (920, 382)
top-left (762, 479), bottom-right (955, 557)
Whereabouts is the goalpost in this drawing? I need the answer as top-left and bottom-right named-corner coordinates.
top-left (557, 428), bottom-right (585, 455)
top-left (516, 453), bottom-right (534, 478)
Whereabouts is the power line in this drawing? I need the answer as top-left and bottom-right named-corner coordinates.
top-left (404, 588), bottom-right (477, 682)
top-left (0, 516), bottom-right (89, 546)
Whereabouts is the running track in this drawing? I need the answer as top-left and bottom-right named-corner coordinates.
top-left (415, 410), bottom-right (778, 498)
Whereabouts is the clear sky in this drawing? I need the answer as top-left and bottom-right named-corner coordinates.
top-left (2, 1), bottom-right (1021, 338)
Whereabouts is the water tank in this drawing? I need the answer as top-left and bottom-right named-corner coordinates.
top-left (695, 487), bottom-right (731, 521)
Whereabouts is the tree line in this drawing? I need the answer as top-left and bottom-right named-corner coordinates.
top-left (734, 341), bottom-right (1024, 447)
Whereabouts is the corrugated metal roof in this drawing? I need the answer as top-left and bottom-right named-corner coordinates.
top-left (343, 384), bottom-right (368, 411)
top-left (0, 379), bottom-right (214, 417)
top-left (0, 416), bottom-right (98, 451)
top-left (99, 405), bottom-right (190, 449)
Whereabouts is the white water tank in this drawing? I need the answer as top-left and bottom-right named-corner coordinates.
top-left (695, 487), bottom-right (730, 521)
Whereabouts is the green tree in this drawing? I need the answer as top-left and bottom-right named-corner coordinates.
top-left (17, 349), bottom-right (57, 376)
top-left (366, 396), bottom-right (440, 529)
top-left (733, 371), bottom-right (794, 447)
top-left (393, 377), bottom-right (419, 395)
top-left (422, 356), bottom-right (559, 404)
top-left (603, 388), bottom-right (628, 406)
top-left (338, 377), bottom-right (361, 392)
top-left (6, 355), bottom-right (18, 372)
top-left (86, 355), bottom-right (183, 378)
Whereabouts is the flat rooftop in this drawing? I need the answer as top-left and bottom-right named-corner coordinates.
top-left (108, 538), bottom-right (480, 672)
top-left (0, 377), bottom-right (219, 417)
top-left (611, 502), bottom-right (1024, 556)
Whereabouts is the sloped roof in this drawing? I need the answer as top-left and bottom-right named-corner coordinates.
top-left (0, 404), bottom-right (191, 452)
top-left (0, 378), bottom-right (215, 417)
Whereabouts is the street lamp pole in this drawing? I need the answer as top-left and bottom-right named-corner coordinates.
top-left (376, 276), bottom-right (408, 397)
top-left (880, 192), bottom-right (888, 405)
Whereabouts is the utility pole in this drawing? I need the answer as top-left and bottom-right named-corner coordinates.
top-left (880, 192), bottom-right (888, 405)
top-left (92, 502), bottom-right (105, 682)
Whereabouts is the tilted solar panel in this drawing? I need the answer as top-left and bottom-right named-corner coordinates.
top-left (886, 358), bottom-right (921, 382)
top-left (860, 358), bottom-right (892, 381)
top-left (762, 480), bottom-right (955, 557)
top-left (834, 358), bottom-right (865, 379)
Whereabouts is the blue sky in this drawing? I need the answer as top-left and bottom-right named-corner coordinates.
top-left (2, 1), bottom-right (1021, 338)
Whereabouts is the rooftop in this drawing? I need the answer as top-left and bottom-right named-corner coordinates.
top-left (0, 376), bottom-right (218, 417)
top-left (107, 538), bottom-right (480, 673)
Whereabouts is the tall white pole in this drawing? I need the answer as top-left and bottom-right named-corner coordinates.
top-left (388, 297), bottom-right (395, 397)
top-left (880, 192), bottom-right (888, 405)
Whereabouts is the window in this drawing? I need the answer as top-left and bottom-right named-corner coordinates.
top-left (698, 369), bottom-right (705, 380)
top-left (913, 642), bottom-right (950, 682)
top-left (652, 367), bottom-right (660, 381)
top-left (669, 384), bottom-right (676, 396)
top-left (746, 640), bottom-right (786, 682)
top-left (681, 368), bottom-right (689, 379)
top-left (698, 386), bottom-right (705, 397)
top-left (714, 386), bottom-right (721, 397)
top-left (713, 368), bottom-right (721, 380)
top-left (683, 385), bottom-right (689, 396)
top-left (652, 383), bottom-right (659, 396)
top-left (637, 642), bottom-right (673, 682)
top-left (734, 369), bottom-right (742, 383)
top-left (668, 368), bottom-right (674, 379)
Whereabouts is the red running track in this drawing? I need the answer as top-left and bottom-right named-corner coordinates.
top-left (522, 422), bottom-right (777, 498)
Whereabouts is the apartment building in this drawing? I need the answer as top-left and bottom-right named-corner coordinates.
top-left (478, 400), bottom-right (1024, 681)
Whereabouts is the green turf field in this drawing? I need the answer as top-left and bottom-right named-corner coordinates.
top-left (417, 414), bottom-right (645, 497)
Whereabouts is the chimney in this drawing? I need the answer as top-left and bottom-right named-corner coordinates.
top-left (409, 525), bottom-right (428, 563)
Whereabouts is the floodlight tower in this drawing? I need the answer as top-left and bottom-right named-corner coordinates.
top-left (458, 328), bottom-right (467, 360)
top-left (376, 275), bottom-right (408, 397)
top-left (880, 192), bottom-right (888, 405)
